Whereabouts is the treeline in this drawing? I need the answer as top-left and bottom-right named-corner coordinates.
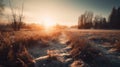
top-left (0, 0), bottom-right (25, 31)
top-left (78, 7), bottom-right (120, 29)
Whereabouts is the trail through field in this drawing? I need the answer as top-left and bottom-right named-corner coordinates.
top-left (28, 31), bottom-right (73, 67)
top-left (28, 29), bottom-right (120, 67)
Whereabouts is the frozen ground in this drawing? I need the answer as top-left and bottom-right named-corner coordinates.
top-left (28, 29), bottom-right (120, 67)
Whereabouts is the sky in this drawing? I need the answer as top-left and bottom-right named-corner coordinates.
top-left (3, 0), bottom-right (120, 26)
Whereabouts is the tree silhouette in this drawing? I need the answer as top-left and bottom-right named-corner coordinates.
top-left (0, 0), bottom-right (4, 15)
top-left (93, 15), bottom-right (107, 29)
top-left (78, 11), bottom-right (93, 29)
top-left (78, 15), bottom-right (84, 29)
top-left (78, 6), bottom-right (120, 29)
top-left (109, 6), bottom-right (120, 29)
top-left (9, 0), bottom-right (25, 31)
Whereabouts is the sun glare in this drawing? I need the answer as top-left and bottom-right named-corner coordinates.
top-left (42, 16), bottom-right (56, 33)
top-left (43, 17), bottom-right (56, 28)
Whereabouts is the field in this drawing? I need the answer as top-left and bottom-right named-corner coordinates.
top-left (0, 29), bottom-right (120, 67)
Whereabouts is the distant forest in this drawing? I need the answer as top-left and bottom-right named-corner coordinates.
top-left (78, 7), bottom-right (120, 29)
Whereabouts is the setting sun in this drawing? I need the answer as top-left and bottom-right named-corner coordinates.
top-left (42, 16), bottom-right (56, 28)
top-left (41, 16), bottom-right (56, 33)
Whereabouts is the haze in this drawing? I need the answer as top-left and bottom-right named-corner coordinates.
top-left (3, 0), bottom-right (120, 26)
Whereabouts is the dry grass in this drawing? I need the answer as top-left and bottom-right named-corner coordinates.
top-left (70, 60), bottom-right (87, 67)
top-left (0, 29), bottom-right (119, 67)
top-left (70, 39), bottom-right (88, 59)
top-left (66, 30), bottom-right (120, 67)
top-left (0, 32), bottom-right (35, 67)
top-left (0, 30), bottom-right (62, 67)
top-left (114, 41), bottom-right (120, 52)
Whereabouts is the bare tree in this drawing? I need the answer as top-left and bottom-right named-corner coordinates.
top-left (93, 15), bottom-right (107, 29)
top-left (9, 0), bottom-right (24, 31)
top-left (0, 0), bottom-right (4, 16)
top-left (78, 11), bottom-right (93, 29)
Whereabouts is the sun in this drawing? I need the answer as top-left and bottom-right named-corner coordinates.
top-left (42, 16), bottom-right (56, 33)
top-left (43, 17), bottom-right (56, 28)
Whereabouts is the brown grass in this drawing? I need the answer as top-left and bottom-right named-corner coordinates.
top-left (0, 30), bottom-right (62, 67)
top-left (70, 39), bottom-right (88, 59)
top-left (114, 41), bottom-right (120, 52)
top-left (70, 60), bottom-right (87, 67)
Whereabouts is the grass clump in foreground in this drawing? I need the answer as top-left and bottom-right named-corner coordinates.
top-left (69, 39), bottom-right (110, 67)
top-left (0, 32), bottom-right (36, 67)
top-left (0, 31), bottom-right (59, 67)
top-left (0, 29), bottom-right (62, 67)
top-left (114, 41), bottom-right (120, 52)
